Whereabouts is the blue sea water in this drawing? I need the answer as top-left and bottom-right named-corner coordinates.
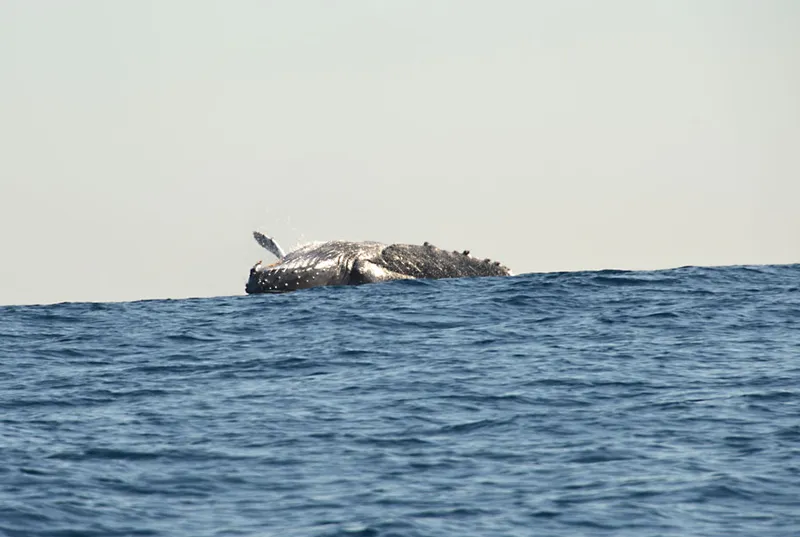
top-left (2, 265), bottom-right (800, 537)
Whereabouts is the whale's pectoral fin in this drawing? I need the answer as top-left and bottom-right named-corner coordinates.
top-left (253, 231), bottom-right (286, 260)
top-left (351, 259), bottom-right (414, 285)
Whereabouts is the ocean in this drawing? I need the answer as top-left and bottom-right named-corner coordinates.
top-left (1, 264), bottom-right (799, 537)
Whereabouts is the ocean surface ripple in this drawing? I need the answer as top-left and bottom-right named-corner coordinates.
top-left (2, 264), bottom-right (799, 537)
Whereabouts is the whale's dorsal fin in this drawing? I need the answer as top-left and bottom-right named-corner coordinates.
top-left (253, 231), bottom-right (286, 260)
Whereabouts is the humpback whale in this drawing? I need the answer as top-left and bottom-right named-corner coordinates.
top-left (245, 232), bottom-right (511, 294)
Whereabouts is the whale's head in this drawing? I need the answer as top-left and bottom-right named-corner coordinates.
top-left (245, 259), bottom-right (329, 294)
top-left (245, 241), bottom-right (385, 294)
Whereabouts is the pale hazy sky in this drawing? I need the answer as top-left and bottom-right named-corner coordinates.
top-left (1, 1), bottom-right (798, 305)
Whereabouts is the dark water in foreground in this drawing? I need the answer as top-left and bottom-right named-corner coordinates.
top-left (2, 265), bottom-right (800, 537)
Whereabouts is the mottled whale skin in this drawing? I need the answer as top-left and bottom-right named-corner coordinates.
top-left (245, 237), bottom-right (511, 294)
